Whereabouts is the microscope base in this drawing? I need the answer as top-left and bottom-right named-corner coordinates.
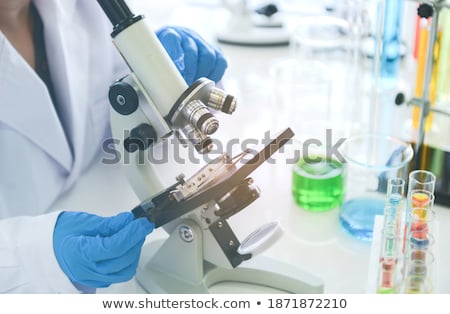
top-left (216, 27), bottom-right (290, 47)
top-left (136, 239), bottom-right (324, 294)
top-left (216, 14), bottom-right (290, 46)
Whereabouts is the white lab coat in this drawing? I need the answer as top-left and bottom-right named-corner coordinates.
top-left (0, 0), bottom-right (127, 292)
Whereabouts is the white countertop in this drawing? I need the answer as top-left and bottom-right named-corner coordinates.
top-left (50, 149), bottom-right (450, 294)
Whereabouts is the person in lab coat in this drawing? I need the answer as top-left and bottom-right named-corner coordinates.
top-left (0, 0), bottom-right (227, 293)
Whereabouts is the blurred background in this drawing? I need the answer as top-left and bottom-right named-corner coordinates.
top-left (82, 0), bottom-right (450, 293)
top-left (127, 0), bottom-right (450, 206)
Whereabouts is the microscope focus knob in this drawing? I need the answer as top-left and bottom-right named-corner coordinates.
top-left (109, 81), bottom-right (139, 115)
top-left (124, 123), bottom-right (157, 152)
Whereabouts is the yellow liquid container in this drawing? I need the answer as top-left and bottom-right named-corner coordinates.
top-left (436, 10), bottom-right (450, 104)
top-left (412, 17), bottom-right (441, 131)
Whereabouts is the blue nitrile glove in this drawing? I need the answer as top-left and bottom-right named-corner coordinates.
top-left (156, 26), bottom-right (227, 85)
top-left (53, 211), bottom-right (154, 288)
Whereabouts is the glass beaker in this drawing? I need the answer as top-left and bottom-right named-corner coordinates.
top-left (291, 142), bottom-right (345, 212)
top-left (339, 134), bottom-right (414, 240)
top-left (290, 15), bottom-right (351, 64)
top-left (289, 14), bottom-right (360, 136)
top-left (270, 58), bottom-right (332, 142)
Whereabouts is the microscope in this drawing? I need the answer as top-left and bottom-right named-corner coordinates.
top-left (217, 0), bottom-right (290, 46)
top-left (97, 0), bottom-right (323, 293)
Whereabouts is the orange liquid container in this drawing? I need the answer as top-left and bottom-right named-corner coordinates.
top-left (412, 18), bottom-right (442, 131)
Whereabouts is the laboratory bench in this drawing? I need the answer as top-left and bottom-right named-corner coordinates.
top-left (49, 146), bottom-right (450, 294)
top-left (51, 1), bottom-right (450, 294)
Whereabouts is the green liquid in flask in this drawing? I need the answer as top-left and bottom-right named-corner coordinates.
top-left (292, 157), bottom-right (344, 211)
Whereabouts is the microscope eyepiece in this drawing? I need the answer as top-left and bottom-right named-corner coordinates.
top-left (97, 0), bottom-right (133, 26)
top-left (97, 0), bottom-right (143, 37)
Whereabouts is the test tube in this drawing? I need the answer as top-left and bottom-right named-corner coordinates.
top-left (386, 178), bottom-right (404, 234)
top-left (408, 208), bottom-right (436, 251)
top-left (400, 170), bottom-right (437, 292)
top-left (384, 179), bottom-right (404, 259)
top-left (409, 190), bottom-right (435, 210)
top-left (379, 0), bottom-right (404, 78)
top-left (377, 255), bottom-right (398, 293)
top-left (382, 205), bottom-right (401, 256)
top-left (403, 196), bottom-right (435, 253)
top-left (386, 178), bottom-right (405, 206)
top-left (407, 250), bottom-right (435, 277)
top-left (407, 170), bottom-right (436, 197)
top-left (401, 206), bottom-right (436, 289)
top-left (401, 274), bottom-right (433, 294)
top-left (402, 249), bottom-right (435, 294)
top-left (407, 170), bottom-right (436, 212)
top-left (377, 205), bottom-right (402, 294)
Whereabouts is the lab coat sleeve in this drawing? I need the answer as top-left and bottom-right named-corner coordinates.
top-left (0, 211), bottom-right (80, 293)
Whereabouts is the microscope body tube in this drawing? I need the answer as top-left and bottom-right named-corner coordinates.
top-left (112, 19), bottom-right (188, 117)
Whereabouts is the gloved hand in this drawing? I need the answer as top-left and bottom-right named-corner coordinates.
top-left (156, 26), bottom-right (227, 85)
top-left (53, 211), bottom-right (154, 288)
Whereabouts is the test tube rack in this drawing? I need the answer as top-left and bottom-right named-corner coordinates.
top-left (373, 173), bottom-right (437, 293)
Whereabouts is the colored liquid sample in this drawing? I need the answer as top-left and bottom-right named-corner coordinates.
top-left (412, 18), bottom-right (441, 131)
top-left (381, 257), bottom-right (396, 270)
top-left (411, 207), bottom-right (428, 220)
top-left (292, 157), bottom-right (344, 211)
top-left (381, 270), bottom-right (394, 286)
top-left (409, 263), bottom-right (427, 276)
top-left (377, 286), bottom-right (395, 294)
top-left (410, 235), bottom-right (430, 249)
top-left (380, 0), bottom-right (403, 78)
top-left (387, 193), bottom-right (402, 206)
top-left (408, 143), bottom-right (450, 206)
top-left (412, 192), bottom-right (430, 207)
top-left (436, 10), bottom-right (450, 103)
top-left (412, 19), bottom-right (431, 129)
top-left (384, 237), bottom-right (396, 256)
top-left (377, 257), bottom-right (397, 293)
top-left (404, 276), bottom-right (431, 293)
top-left (339, 197), bottom-right (385, 240)
top-left (384, 193), bottom-right (402, 229)
top-left (411, 250), bottom-right (426, 261)
top-left (410, 220), bottom-right (428, 234)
